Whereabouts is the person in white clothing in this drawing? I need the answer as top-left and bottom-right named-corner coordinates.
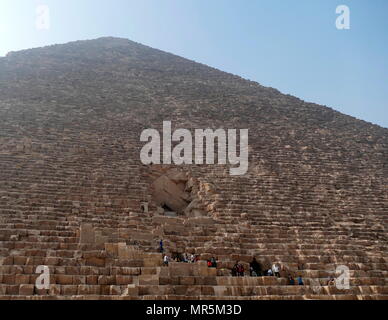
top-left (163, 254), bottom-right (169, 266)
top-left (272, 263), bottom-right (281, 277)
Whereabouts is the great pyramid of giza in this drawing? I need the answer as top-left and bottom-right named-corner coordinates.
top-left (0, 37), bottom-right (386, 300)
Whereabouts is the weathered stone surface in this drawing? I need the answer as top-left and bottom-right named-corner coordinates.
top-left (80, 224), bottom-right (95, 244)
top-left (138, 275), bottom-right (159, 286)
top-left (19, 285), bottom-right (34, 296)
top-left (152, 175), bottom-right (190, 213)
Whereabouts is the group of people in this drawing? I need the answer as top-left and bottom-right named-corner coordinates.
top-left (233, 258), bottom-right (282, 278)
top-left (231, 258), bottom-right (305, 286)
top-left (163, 253), bottom-right (200, 266)
top-left (232, 258), bottom-right (277, 277)
top-left (287, 274), bottom-right (304, 285)
top-left (231, 261), bottom-right (245, 276)
top-left (159, 241), bottom-right (307, 286)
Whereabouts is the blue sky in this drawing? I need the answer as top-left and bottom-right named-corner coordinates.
top-left (0, 0), bottom-right (387, 127)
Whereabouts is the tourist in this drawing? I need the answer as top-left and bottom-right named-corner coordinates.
top-left (163, 254), bottom-right (169, 266)
top-left (210, 257), bottom-right (217, 268)
top-left (272, 263), bottom-right (281, 277)
top-left (237, 263), bottom-right (245, 277)
top-left (159, 239), bottom-right (164, 253)
top-left (207, 260), bottom-right (212, 267)
top-left (232, 261), bottom-right (239, 277)
top-left (327, 276), bottom-right (335, 286)
top-left (297, 275), bottom-right (304, 285)
top-left (267, 268), bottom-right (273, 276)
top-left (249, 257), bottom-right (262, 276)
top-left (190, 254), bottom-right (195, 263)
top-left (288, 274), bottom-right (295, 285)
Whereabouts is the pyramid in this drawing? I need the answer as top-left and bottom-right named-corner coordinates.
top-left (0, 37), bottom-right (387, 300)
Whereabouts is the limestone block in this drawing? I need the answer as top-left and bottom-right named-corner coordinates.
top-left (85, 257), bottom-right (105, 267)
top-left (95, 231), bottom-right (109, 244)
top-left (186, 285), bottom-right (202, 296)
top-left (0, 256), bottom-right (13, 265)
top-left (262, 276), bottom-right (278, 285)
top-left (213, 285), bottom-right (228, 297)
top-left (5, 285), bottom-right (19, 295)
top-left (123, 284), bottom-right (139, 296)
top-left (97, 275), bottom-right (115, 285)
top-left (0, 285), bottom-right (7, 295)
top-left (19, 284), bottom-right (34, 296)
top-left (126, 231), bottom-right (153, 241)
top-left (2, 275), bottom-right (15, 284)
top-left (158, 267), bottom-right (170, 277)
top-left (143, 257), bottom-right (162, 267)
top-left (207, 268), bottom-right (217, 277)
top-left (62, 285), bottom-right (78, 296)
top-left (15, 274), bottom-right (30, 284)
top-left (152, 175), bottom-right (190, 212)
top-left (56, 275), bottom-right (73, 285)
top-left (179, 276), bottom-right (195, 285)
top-left (187, 217), bottom-right (214, 225)
top-left (138, 275), bottom-right (159, 286)
top-left (49, 284), bottom-right (61, 296)
top-left (78, 285), bottom-right (100, 295)
top-left (109, 285), bottom-right (122, 295)
top-left (117, 242), bottom-right (129, 259)
top-left (169, 262), bottom-right (193, 276)
top-left (201, 286), bottom-right (215, 296)
top-left (80, 224), bottom-right (95, 243)
top-left (116, 276), bottom-right (133, 285)
top-left (152, 216), bottom-right (182, 225)
top-left (216, 277), bottom-right (229, 286)
top-left (13, 256), bottom-right (27, 265)
top-left (105, 243), bottom-right (118, 256)
top-left (86, 276), bottom-right (98, 285)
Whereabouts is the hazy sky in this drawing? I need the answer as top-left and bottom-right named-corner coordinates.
top-left (0, 0), bottom-right (387, 127)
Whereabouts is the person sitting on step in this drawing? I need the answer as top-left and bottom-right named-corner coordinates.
top-left (327, 276), bottom-right (336, 286)
top-left (237, 262), bottom-right (245, 277)
top-left (210, 257), bottom-right (217, 268)
top-left (232, 261), bottom-right (239, 277)
top-left (288, 274), bottom-right (295, 285)
top-left (249, 257), bottom-right (262, 276)
top-left (297, 275), bottom-right (304, 285)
